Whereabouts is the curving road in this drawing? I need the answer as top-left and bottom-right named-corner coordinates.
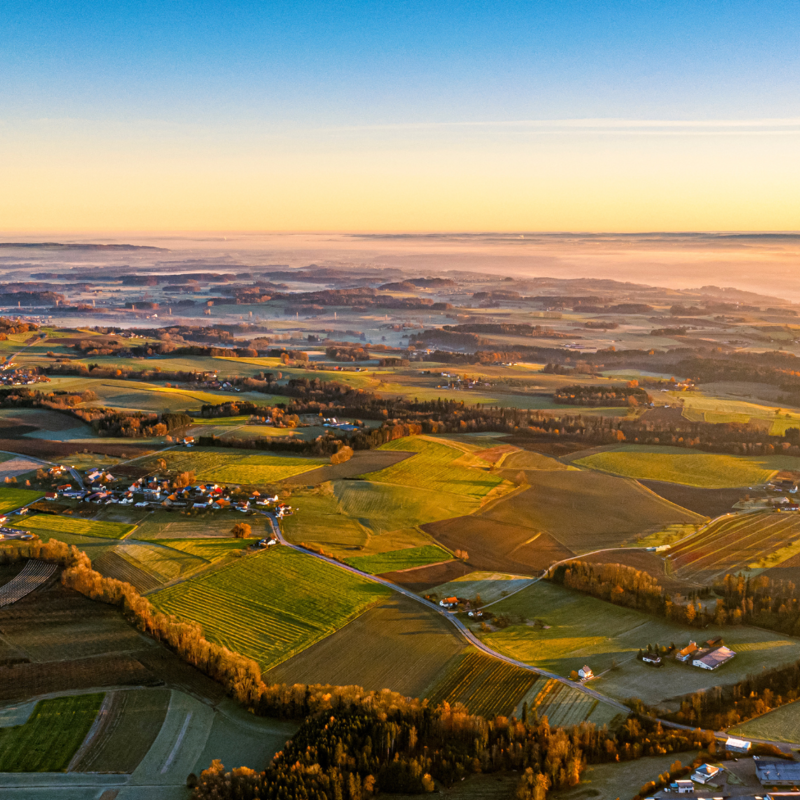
top-left (262, 512), bottom-right (630, 713)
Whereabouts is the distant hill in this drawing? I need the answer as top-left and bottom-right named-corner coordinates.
top-left (0, 242), bottom-right (167, 251)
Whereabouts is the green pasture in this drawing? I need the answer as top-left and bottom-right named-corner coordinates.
top-left (575, 444), bottom-right (798, 488)
top-left (344, 544), bottom-right (452, 574)
top-left (0, 693), bottom-right (103, 772)
top-left (24, 514), bottom-right (135, 540)
top-left (429, 571), bottom-right (535, 604)
top-left (360, 437), bottom-right (503, 499)
top-left (150, 547), bottom-right (391, 668)
top-left (0, 487), bottom-right (43, 514)
top-left (730, 699), bottom-right (800, 743)
top-left (481, 581), bottom-right (800, 705)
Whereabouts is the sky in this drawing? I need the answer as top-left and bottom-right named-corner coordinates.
top-left (1, 1), bottom-right (799, 232)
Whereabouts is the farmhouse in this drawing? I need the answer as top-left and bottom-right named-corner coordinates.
top-left (578, 666), bottom-right (593, 680)
top-left (439, 597), bottom-right (458, 608)
top-left (676, 641), bottom-right (698, 662)
top-left (670, 779), bottom-right (693, 794)
top-left (642, 653), bottom-right (662, 666)
top-left (692, 645), bottom-right (736, 670)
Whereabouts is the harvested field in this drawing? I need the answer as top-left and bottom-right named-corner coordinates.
top-left (669, 511), bottom-right (800, 581)
top-left (345, 544), bottom-right (452, 575)
top-left (381, 560), bottom-right (476, 592)
top-left (0, 692), bottom-right (103, 772)
top-left (476, 470), bottom-right (701, 553)
top-left (0, 438), bottom-right (153, 460)
top-left (0, 560), bottom-right (57, 608)
top-left (475, 444), bottom-right (519, 465)
top-left (24, 514), bottom-right (134, 540)
top-left (72, 688), bottom-right (171, 773)
top-left (114, 541), bottom-right (207, 583)
top-left (495, 449), bottom-right (571, 472)
top-left (358, 438), bottom-right (503, 500)
top-left (93, 550), bottom-right (162, 592)
top-left (150, 548), bottom-right (391, 669)
top-left (427, 651), bottom-right (538, 717)
top-left (638, 480), bottom-right (743, 517)
top-left (763, 550), bottom-right (800, 586)
top-left (0, 655), bottom-right (156, 705)
top-left (499, 437), bottom-right (588, 457)
top-left (134, 647), bottom-right (226, 703)
top-left (0, 408), bottom-right (93, 441)
top-left (0, 582), bottom-right (146, 663)
top-left (424, 516), bottom-right (574, 575)
top-left (266, 595), bottom-right (466, 697)
top-left (133, 510), bottom-right (270, 540)
top-left (0, 456), bottom-right (44, 481)
top-left (282, 449), bottom-right (412, 486)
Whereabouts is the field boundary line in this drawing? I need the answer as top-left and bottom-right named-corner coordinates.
top-left (67, 691), bottom-right (115, 772)
top-left (628, 478), bottom-right (707, 522)
top-left (160, 711), bottom-right (192, 774)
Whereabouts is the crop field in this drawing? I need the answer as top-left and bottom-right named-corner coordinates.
top-left (729, 699), bottom-right (800, 744)
top-left (0, 560), bottom-right (57, 607)
top-left (574, 445), bottom-right (800, 488)
top-left (115, 541), bottom-right (207, 583)
top-left (93, 550), bottom-right (163, 592)
top-left (158, 537), bottom-right (250, 562)
top-left (0, 487), bottom-right (43, 513)
top-left (23, 513), bottom-right (135, 540)
top-left (282, 449), bottom-right (413, 486)
top-left (428, 571), bottom-right (535, 605)
top-left (282, 490), bottom-right (369, 551)
top-left (140, 447), bottom-right (326, 485)
top-left (72, 688), bottom-right (171, 773)
top-left (134, 510), bottom-right (270, 540)
top-left (0, 693), bottom-right (103, 772)
top-left (344, 544), bottom-right (452, 574)
top-left (267, 596), bottom-right (466, 697)
top-left (675, 392), bottom-right (800, 437)
top-left (668, 511), bottom-right (800, 581)
top-left (474, 469), bottom-right (702, 553)
top-left (637, 480), bottom-right (743, 518)
top-left (151, 548), bottom-right (391, 668)
top-left (426, 651), bottom-right (538, 717)
top-left (481, 581), bottom-right (800, 706)
top-left (382, 560), bottom-right (476, 592)
top-left (359, 438), bottom-right (504, 500)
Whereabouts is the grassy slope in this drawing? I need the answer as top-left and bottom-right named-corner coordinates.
top-left (575, 444), bottom-right (798, 488)
top-left (24, 514), bottom-right (135, 540)
top-left (0, 487), bottom-right (43, 514)
top-left (344, 544), bottom-right (452, 575)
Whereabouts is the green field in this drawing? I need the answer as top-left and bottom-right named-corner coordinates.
top-left (0, 693), bottom-right (103, 772)
top-left (151, 547), bottom-right (391, 668)
top-left (429, 571), bottom-right (535, 605)
top-left (729, 699), bottom-right (800, 744)
top-left (24, 514), bottom-right (135, 540)
top-left (481, 580), bottom-right (800, 705)
top-left (575, 445), bottom-right (795, 488)
top-left (140, 447), bottom-right (326, 485)
top-left (359, 438), bottom-right (504, 499)
top-left (0, 487), bottom-right (43, 514)
top-left (134, 509), bottom-right (271, 540)
top-left (344, 544), bottom-right (452, 574)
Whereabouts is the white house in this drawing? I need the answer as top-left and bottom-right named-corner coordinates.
top-left (670, 780), bottom-right (693, 794)
top-left (578, 666), bottom-right (593, 680)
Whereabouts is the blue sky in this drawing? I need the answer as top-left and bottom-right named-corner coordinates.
top-left (1, 1), bottom-right (798, 231)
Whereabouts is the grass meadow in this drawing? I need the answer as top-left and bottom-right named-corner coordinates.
top-left (0, 693), bottom-right (103, 772)
top-left (344, 544), bottom-right (452, 574)
top-left (0, 487), bottom-right (43, 514)
top-left (24, 514), bottom-right (135, 540)
top-left (481, 580), bottom-right (800, 706)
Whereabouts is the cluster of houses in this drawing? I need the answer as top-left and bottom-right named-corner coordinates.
top-left (676, 638), bottom-right (736, 670)
top-left (322, 417), bottom-right (360, 433)
top-left (0, 366), bottom-right (50, 386)
top-left (43, 467), bottom-right (294, 516)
